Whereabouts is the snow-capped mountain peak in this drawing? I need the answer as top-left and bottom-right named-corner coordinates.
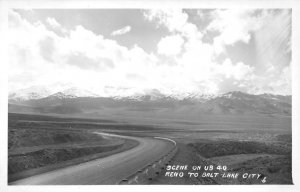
top-left (8, 85), bottom-right (291, 106)
top-left (47, 92), bottom-right (77, 99)
top-left (61, 87), bottom-right (99, 98)
top-left (8, 86), bottom-right (291, 116)
top-left (8, 86), bottom-right (51, 101)
top-left (9, 86), bottom-right (100, 101)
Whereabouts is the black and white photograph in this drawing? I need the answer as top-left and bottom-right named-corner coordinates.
top-left (1, 0), bottom-right (300, 191)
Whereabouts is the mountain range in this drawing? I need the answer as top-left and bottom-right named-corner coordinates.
top-left (8, 87), bottom-right (292, 117)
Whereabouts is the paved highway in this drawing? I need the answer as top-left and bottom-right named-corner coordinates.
top-left (10, 133), bottom-right (175, 185)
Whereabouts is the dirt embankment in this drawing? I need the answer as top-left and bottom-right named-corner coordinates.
top-left (8, 129), bottom-right (138, 182)
top-left (152, 133), bottom-right (292, 184)
top-left (188, 137), bottom-right (292, 184)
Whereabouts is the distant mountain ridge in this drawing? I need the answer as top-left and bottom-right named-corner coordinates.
top-left (9, 87), bottom-right (100, 101)
top-left (8, 87), bottom-right (291, 117)
top-left (9, 86), bottom-right (220, 102)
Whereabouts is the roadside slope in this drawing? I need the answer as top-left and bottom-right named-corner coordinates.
top-left (10, 134), bottom-right (175, 185)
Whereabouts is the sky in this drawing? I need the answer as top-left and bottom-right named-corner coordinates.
top-left (8, 9), bottom-right (291, 96)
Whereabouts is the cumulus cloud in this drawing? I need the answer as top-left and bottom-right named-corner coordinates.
top-left (67, 52), bottom-right (114, 70)
top-left (216, 59), bottom-right (254, 80)
top-left (8, 9), bottom-right (291, 96)
top-left (143, 9), bottom-right (202, 40)
top-left (39, 36), bottom-right (55, 62)
top-left (46, 17), bottom-right (61, 28)
top-left (157, 35), bottom-right (184, 56)
top-left (207, 10), bottom-right (259, 45)
top-left (111, 25), bottom-right (131, 36)
top-left (8, 11), bottom-right (158, 95)
top-left (143, 9), bottom-right (188, 32)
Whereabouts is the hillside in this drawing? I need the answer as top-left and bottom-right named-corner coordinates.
top-left (8, 89), bottom-right (291, 118)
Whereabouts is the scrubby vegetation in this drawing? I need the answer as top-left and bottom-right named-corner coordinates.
top-left (188, 140), bottom-right (291, 158)
top-left (8, 113), bottom-right (140, 182)
top-left (186, 134), bottom-right (292, 184)
top-left (9, 144), bottom-right (123, 174)
top-left (8, 129), bottom-right (110, 149)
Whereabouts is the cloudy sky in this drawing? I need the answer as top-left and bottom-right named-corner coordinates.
top-left (8, 9), bottom-right (291, 96)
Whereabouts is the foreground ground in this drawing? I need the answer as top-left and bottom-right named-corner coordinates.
top-left (10, 134), bottom-right (174, 185)
top-left (151, 133), bottom-right (292, 184)
top-left (8, 113), bottom-right (292, 184)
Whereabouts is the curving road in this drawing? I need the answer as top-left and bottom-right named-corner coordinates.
top-left (10, 132), bottom-right (175, 185)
